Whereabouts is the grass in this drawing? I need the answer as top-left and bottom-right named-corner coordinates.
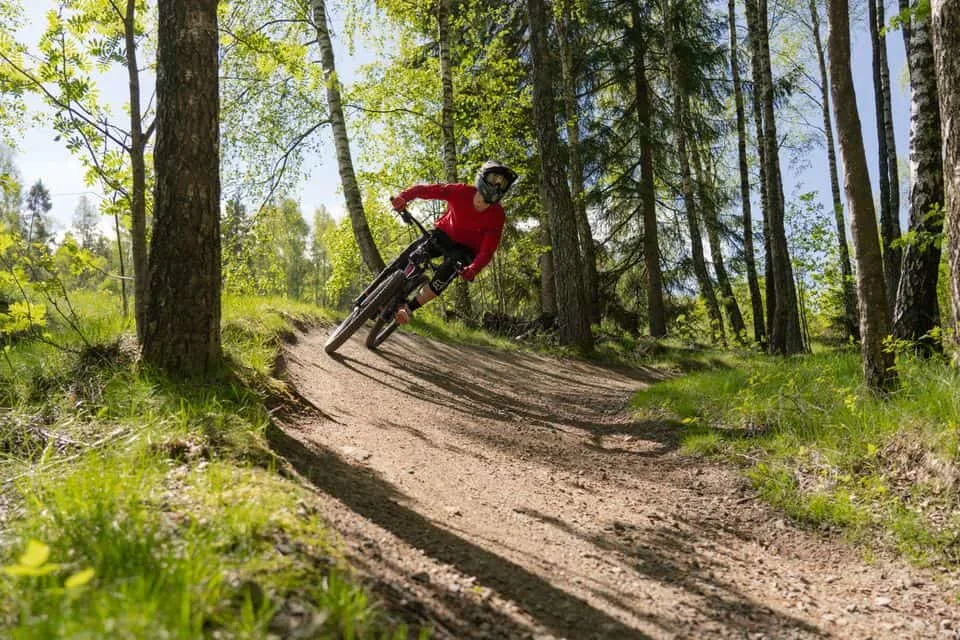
top-left (631, 345), bottom-right (960, 567)
top-left (0, 292), bottom-right (429, 639)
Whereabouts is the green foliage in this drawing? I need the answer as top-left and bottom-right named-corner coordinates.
top-left (0, 292), bottom-right (426, 638)
top-left (223, 198), bottom-right (313, 300)
top-left (632, 348), bottom-right (960, 565)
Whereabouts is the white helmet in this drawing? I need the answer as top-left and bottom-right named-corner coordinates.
top-left (474, 160), bottom-right (518, 204)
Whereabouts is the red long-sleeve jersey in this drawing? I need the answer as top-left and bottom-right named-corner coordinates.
top-left (398, 183), bottom-right (505, 274)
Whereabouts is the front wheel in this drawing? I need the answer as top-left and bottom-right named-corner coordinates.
top-left (324, 272), bottom-right (403, 355)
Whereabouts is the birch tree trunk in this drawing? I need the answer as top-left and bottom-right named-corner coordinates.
top-left (869, 0), bottom-right (902, 314)
top-left (143, 0), bottom-right (222, 378)
top-left (527, 0), bottom-right (592, 351)
top-left (437, 0), bottom-right (472, 321)
top-left (557, 2), bottom-right (600, 324)
top-left (827, 0), bottom-right (898, 392)
top-left (310, 0), bottom-right (384, 274)
top-left (932, 0), bottom-right (960, 364)
top-left (729, 0), bottom-right (764, 344)
top-left (893, 1), bottom-right (945, 353)
top-left (809, 0), bottom-right (858, 341)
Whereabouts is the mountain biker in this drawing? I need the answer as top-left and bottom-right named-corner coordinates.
top-left (388, 160), bottom-right (518, 325)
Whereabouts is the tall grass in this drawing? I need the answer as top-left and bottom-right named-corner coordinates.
top-left (632, 347), bottom-right (960, 566)
top-left (0, 292), bottom-right (427, 638)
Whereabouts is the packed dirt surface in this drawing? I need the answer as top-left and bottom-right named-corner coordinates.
top-left (274, 328), bottom-right (959, 639)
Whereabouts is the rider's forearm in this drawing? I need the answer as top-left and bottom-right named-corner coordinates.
top-left (398, 183), bottom-right (452, 203)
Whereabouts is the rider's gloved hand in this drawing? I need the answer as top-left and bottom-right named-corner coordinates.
top-left (460, 265), bottom-right (478, 282)
top-left (390, 195), bottom-right (407, 211)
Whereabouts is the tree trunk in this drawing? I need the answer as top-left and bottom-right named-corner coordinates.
top-left (899, 0), bottom-right (913, 60)
top-left (748, 0), bottom-right (804, 354)
top-left (632, 0), bottom-right (666, 338)
top-left (557, 1), bottom-right (600, 324)
top-left (143, 0), bottom-right (222, 378)
top-left (310, 0), bottom-right (384, 274)
top-left (809, 0), bottom-right (858, 341)
top-left (932, 0), bottom-right (960, 364)
top-left (123, 0), bottom-right (150, 344)
top-left (437, 0), bottom-right (472, 321)
top-left (729, 0), bottom-right (764, 344)
top-left (113, 209), bottom-right (128, 318)
top-left (932, 0), bottom-right (960, 367)
top-left (877, 0), bottom-right (901, 256)
top-left (527, 0), bottom-right (592, 352)
top-left (745, 9), bottom-right (775, 347)
top-left (760, 0), bottom-right (803, 354)
top-left (827, 0), bottom-right (898, 392)
top-left (869, 0), bottom-right (902, 315)
top-left (893, 2), bottom-right (945, 353)
top-left (539, 202), bottom-right (557, 317)
top-left (666, 6), bottom-right (724, 345)
top-left (693, 142), bottom-right (745, 342)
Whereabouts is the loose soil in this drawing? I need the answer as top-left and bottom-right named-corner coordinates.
top-left (273, 328), bottom-right (960, 639)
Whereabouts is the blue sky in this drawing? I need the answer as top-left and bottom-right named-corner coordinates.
top-left (15, 2), bottom-right (910, 246)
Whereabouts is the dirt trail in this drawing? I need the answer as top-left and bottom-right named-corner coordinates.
top-left (274, 328), bottom-right (959, 639)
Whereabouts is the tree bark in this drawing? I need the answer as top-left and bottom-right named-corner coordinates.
top-left (632, 0), bottom-right (666, 338)
top-left (729, 0), bottom-right (764, 344)
top-left (827, 0), bottom-right (898, 392)
top-left (893, 1), bottom-right (945, 353)
top-left (527, 0), bottom-right (592, 352)
top-left (557, 1), bottom-right (600, 325)
top-left (932, 0), bottom-right (960, 364)
top-left (750, 0), bottom-right (803, 354)
top-left (693, 142), bottom-right (745, 342)
top-left (809, 0), bottom-right (858, 341)
top-left (667, 5), bottom-right (724, 345)
top-left (310, 0), bottom-right (384, 274)
top-left (437, 0), bottom-right (472, 321)
top-left (539, 199), bottom-right (557, 317)
top-left (745, 4), bottom-right (775, 347)
top-left (123, 0), bottom-right (150, 344)
top-left (869, 0), bottom-right (902, 315)
top-left (142, 0), bottom-right (222, 378)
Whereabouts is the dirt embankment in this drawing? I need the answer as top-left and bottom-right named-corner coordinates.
top-left (272, 329), bottom-right (959, 639)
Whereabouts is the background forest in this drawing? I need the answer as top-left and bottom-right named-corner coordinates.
top-left (1, 0), bottom-right (960, 636)
top-left (0, 0), bottom-right (956, 376)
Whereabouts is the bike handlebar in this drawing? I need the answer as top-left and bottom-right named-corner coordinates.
top-left (396, 206), bottom-right (431, 238)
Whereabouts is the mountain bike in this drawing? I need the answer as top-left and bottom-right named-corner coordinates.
top-left (323, 209), bottom-right (460, 355)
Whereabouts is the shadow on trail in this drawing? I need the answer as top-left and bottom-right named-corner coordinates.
top-left (267, 421), bottom-right (652, 640)
top-left (368, 341), bottom-right (684, 466)
top-left (514, 508), bottom-right (825, 638)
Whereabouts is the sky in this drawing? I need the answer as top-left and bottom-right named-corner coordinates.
top-left (13, 3), bottom-right (911, 246)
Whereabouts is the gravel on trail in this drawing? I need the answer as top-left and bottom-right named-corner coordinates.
top-left (272, 328), bottom-right (959, 639)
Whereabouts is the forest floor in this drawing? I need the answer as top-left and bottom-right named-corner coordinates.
top-left (273, 327), bottom-right (960, 639)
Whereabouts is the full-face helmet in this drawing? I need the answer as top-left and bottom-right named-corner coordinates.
top-left (474, 160), bottom-right (518, 204)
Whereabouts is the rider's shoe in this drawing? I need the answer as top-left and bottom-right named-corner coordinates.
top-left (394, 304), bottom-right (412, 325)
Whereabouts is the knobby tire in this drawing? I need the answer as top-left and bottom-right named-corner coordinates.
top-left (365, 317), bottom-right (399, 349)
top-left (324, 271), bottom-right (404, 355)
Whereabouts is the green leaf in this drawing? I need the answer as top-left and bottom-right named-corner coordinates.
top-left (3, 563), bottom-right (60, 577)
top-left (65, 568), bottom-right (95, 589)
top-left (19, 539), bottom-right (50, 568)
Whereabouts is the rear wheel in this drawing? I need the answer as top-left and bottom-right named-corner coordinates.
top-left (324, 272), bottom-right (403, 355)
top-left (365, 316), bottom-right (399, 349)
